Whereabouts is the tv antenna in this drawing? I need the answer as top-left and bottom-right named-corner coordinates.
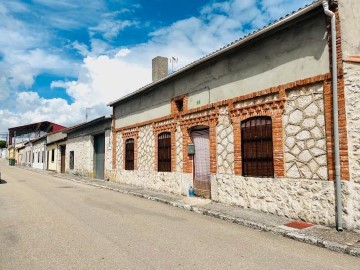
top-left (85, 107), bottom-right (93, 122)
top-left (170, 57), bottom-right (179, 73)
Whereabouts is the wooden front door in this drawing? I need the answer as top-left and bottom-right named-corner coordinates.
top-left (60, 145), bottom-right (66, 173)
top-left (191, 129), bottom-right (211, 199)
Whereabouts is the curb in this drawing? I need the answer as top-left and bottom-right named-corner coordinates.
top-left (52, 173), bottom-right (360, 257)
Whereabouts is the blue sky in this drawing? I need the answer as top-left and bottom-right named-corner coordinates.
top-left (0, 0), bottom-right (313, 134)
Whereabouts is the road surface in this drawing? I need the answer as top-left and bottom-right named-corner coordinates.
top-left (0, 160), bottom-right (358, 269)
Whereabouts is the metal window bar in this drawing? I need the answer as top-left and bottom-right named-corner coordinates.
top-left (125, 139), bottom-right (134, 170)
top-left (158, 132), bottom-right (171, 172)
top-left (241, 117), bottom-right (274, 177)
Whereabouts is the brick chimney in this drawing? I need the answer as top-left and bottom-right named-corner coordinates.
top-left (152, 56), bottom-right (168, 82)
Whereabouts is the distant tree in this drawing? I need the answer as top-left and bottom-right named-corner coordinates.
top-left (0, 140), bottom-right (6, 148)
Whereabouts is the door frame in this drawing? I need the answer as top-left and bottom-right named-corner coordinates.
top-left (60, 145), bottom-right (66, 173)
top-left (190, 127), bottom-right (211, 199)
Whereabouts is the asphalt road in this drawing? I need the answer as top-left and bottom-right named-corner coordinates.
top-left (0, 161), bottom-right (359, 270)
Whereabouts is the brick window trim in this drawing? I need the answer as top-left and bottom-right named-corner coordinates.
top-left (230, 101), bottom-right (285, 177)
top-left (121, 129), bottom-right (139, 171)
top-left (154, 129), bottom-right (176, 172)
top-left (171, 95), bottom-right (188, 115)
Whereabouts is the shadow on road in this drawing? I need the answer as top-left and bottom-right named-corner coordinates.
top-left (0, 179), bottom-right (7, 184)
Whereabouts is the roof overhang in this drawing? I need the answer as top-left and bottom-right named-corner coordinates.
top-left (64, 116), bottom-right (112, 134)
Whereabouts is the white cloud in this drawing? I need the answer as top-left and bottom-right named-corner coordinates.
top-left (52, 52), bottom-right (151, 106)
top-left (90, 19), bottom-right (137, 40)
top-left (0, 0), bottom-right (314, 132)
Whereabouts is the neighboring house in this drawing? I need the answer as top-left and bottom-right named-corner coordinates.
top-left (1, 149), bottom-right (7, 159)
top-left (108, 1), bottom-right (360, 229)
top-left (46, 130), bottom-right (67, 173)
top-left (8, 146), bottom-right (15, 162)
top-left (64, 116), bottom-right (112, 179)
top-left (17, 145), bottom-right (25, 165)
top-left (16, 144), bottom-right (26, 165)
top-left (30, 136), bottom-right (47, 170)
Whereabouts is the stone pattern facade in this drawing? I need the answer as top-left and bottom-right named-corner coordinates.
top-left (214, 174), bottom-right (355, 227)
top-left (284, 84), bottom-right (328, 180)
top-left (116, 132), bottom-right (123, 170)
top-left (138, 125), bottom-right (155, 171)
top-left (104, 130), bottom-right (113, 180)
top-left (65, 136), bottom-right (94, 177)
top-left (113, 170), bottom-right (191, 195)
top-left (216, 106), bottom-right (234, 174)
top-left (234, 93), bottom-right (279, 108)
top-left (175, 124), bottom-right (183, 172)
top-left (344, 62), bottom-right (360, 228)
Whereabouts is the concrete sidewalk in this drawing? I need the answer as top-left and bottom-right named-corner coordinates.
top-left (13, 164), bottom-right (360, 257)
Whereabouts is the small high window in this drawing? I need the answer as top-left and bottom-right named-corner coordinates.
top-left (175, 99), bottom-right (184, 112)
top-left (51, 149), bottom-right (55, 162)
top-left (172, 95), bottom-right (187, 114)
top-left (241, 117), bottom-right (274, 177)
top-left (125, 138), bottom-right (135, 170)
top-left (158, 132), bottom-right (171, 172)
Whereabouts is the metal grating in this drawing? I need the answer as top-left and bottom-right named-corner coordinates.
top-left (241, 117), bottom-right (274, 177)
top-left (125, 138), bottom-right (135, 170)
top-left (158, 132), bottom-right (171, 172)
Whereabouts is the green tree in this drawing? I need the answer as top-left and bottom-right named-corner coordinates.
top-left (0, 140), bottom-right (6, 148)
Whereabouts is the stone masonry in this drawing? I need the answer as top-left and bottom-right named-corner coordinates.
top-left (284, 84), bottom-right (328, 180)
top-left (66, 136), bottom-right (94, 177)
top-left (116, 132), bottom-right (123, 170)
top-left (138, 124), bottom-right (155, 171)
top-left (344, 62), bottom-right (360, 228)
top-left (217, 106), bottom-right (234, 174)
top-left (175, 123), bottom-right (183, 172)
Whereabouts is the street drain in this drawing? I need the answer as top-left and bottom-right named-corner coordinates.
top-left (57, 186), bottom-right (73, 189)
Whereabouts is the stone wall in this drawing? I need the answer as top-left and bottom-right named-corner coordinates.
top-left (104, 130), bottom-right (113, 180)
top-left (116, 132), bottom-right (123, 170)
top-left (217, 106), bottom-right (234, 174)
top-left (112, 170), bottom-right (192, 195)
top-left (175, 123), bottom-right (183, 172)
top-left (283, 84), bottom-right (328, 180)
top-left (138, 124), bottom-right (155, 171)
top-left (66, 136), bottom-right (94, 177)
top-left (344, 62), bottom-right (360, 228)
top-left (214, 174), bottom-right (358, 228)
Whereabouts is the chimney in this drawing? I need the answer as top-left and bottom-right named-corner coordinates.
top-left (152, 56), bottom-right (168, 82)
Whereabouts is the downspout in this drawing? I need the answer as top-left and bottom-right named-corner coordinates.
top-left (322, 0), bottom-right (343, 231)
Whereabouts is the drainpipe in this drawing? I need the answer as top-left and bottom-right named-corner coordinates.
top-left (322, 0), bottom-right (343, 231)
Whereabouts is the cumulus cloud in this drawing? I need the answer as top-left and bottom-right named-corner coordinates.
top-left (51, 50), bottom-right (151, 106)
top-left (0, 0), bottom-right (314, 132)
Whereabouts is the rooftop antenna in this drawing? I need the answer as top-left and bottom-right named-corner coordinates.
top-left (85, 107), bottom-right (93, 122)
top-left (170, 57), bottom-right (178, 73)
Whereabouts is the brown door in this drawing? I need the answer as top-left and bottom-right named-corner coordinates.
top-left (60, 145), bottom-right (66, 173)
top-left (191, 129), bottom-right (211, 199)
